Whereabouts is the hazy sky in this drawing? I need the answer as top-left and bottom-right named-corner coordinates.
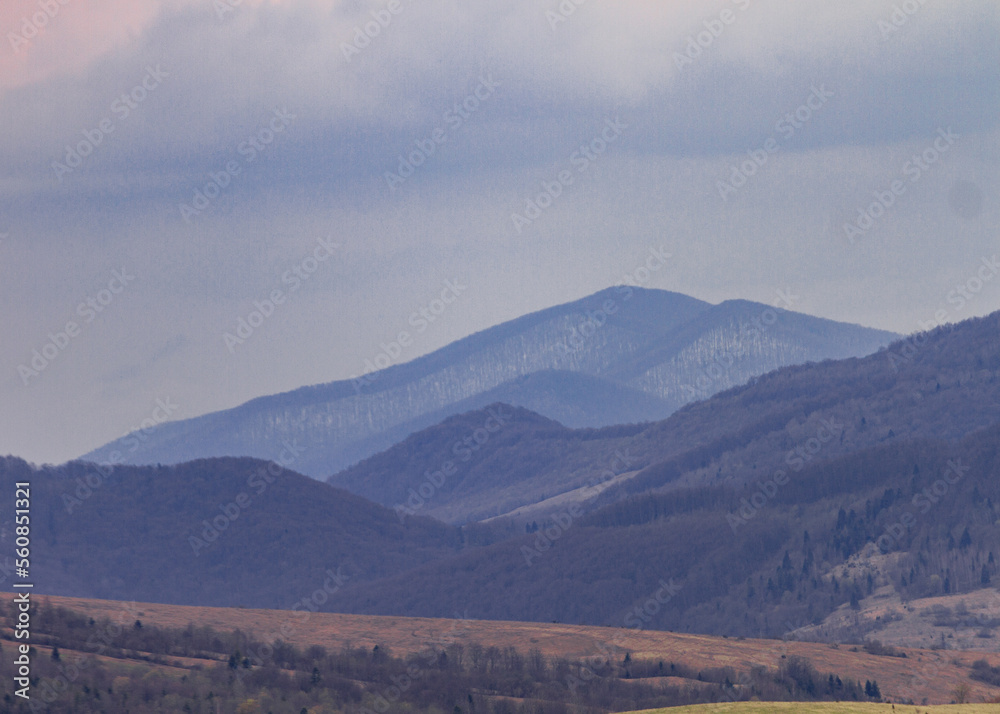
top-left (1, 0), bottom-right (998, 464)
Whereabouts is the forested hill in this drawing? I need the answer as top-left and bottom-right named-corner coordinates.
top-left (327, 313), bottom-right (999, 526)
top-left (573, 310), bottom-right (1000, 509)
top-left (328, 403), bottom-right (645, 523)
top-left (0, 455), bottom-right (463, 608)
top-left (323, 422), bottom-right (1000, 638)
top-left (4, 312), bottom-right (998, 641)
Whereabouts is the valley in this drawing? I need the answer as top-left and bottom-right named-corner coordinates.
top-left (3, 312), bottom-right (1000, 640)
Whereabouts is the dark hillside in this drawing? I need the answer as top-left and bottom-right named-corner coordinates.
top-left (0, 456), bottom-right (462, 608)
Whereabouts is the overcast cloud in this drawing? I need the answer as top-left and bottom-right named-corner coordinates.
top-left (1, 0), bottom-right (998, 464)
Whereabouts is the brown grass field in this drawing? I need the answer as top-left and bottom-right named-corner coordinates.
top-left (16, 595), bottom-right (1000, 706)
top-left (631, 705), bottom-right (1000, 713)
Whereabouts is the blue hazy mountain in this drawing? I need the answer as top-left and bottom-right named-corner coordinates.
top-left (81, 287), bottom-right (897, 477)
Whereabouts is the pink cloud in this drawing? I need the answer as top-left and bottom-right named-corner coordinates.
top-left (1, 0), bottom-right (170, 91)
top-left (0, 0), bottom-right (164, 89)
top-left (0, 0), bottom-right (296, 92)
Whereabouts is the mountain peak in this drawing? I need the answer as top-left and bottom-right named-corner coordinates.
top-left (81, 287), bottom-right (897, 477)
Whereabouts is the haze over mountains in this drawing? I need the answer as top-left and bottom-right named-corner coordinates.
top-left (81, 287), bottom-right (897, 478)
top-left (329, 311), bottom-right (1000, 527)
top-left (6, 309), bottom-right (999, 641)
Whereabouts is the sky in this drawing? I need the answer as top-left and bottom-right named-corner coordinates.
top-left (1, 0), bottom-right (998, 465)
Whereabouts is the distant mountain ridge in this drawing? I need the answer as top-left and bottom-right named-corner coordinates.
top-left (6, 310), bottom-right (1000, 641)
top-left (329, 311), bottom-right (1000, 529)
top-left (81, 286), bottom-right (898, 477)
top-left (320, 312), bottom-right (1000, 635)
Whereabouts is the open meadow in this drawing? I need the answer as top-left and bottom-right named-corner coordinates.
top-left (18, 595), bottom-right (1000, 706)
top-left (632, 703), bottom-right (1000, 713)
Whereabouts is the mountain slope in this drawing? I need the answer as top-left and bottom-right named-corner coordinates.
top-left (328, 313), bottom-right (999, 526)
top-left (322, 423), bottom-right (1000, 639)
top-left (601, 311), bottom-right (1000, 503)
top-left (314, 313), bottom-right (1000, 634)
top-left (5, 311), bottom-right (1000, 640)
top-left (81, 287), bottom-right (897, 477)
top-left (613, 298), bottom-right (905, 402)
top-left (0, 456), bottom-right (462, 608)
top-left (328, 403), bottom-right (644, 523)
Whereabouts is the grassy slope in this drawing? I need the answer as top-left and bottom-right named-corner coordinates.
top-left (633, 705), bottom-right (1000, 713)
top-left (31, 595), bottom-right (1000, 706)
